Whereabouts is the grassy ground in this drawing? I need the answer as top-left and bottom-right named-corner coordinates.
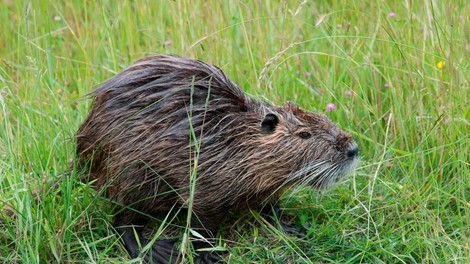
top-left (0, 1), bottom-right (468, 263)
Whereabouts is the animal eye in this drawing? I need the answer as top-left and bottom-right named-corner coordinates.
top-left (298, 131), bottom-right (312, 139)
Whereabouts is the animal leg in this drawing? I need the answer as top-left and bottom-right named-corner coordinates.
top-left (114, 211), bottom-right (180, 264)
top-left (117, 225), bottom-right (180, 264)
top-left (189, 212), bottom-right (226, 264)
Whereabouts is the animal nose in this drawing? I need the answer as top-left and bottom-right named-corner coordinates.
top-left (346, 142), bottom-right (359, 158)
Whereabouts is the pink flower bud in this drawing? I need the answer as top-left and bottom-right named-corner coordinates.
top-left (326, 103), bottom-right (337, 111)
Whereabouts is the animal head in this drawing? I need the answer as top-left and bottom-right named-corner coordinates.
top-left (259, 101), bottom-right (359, 189)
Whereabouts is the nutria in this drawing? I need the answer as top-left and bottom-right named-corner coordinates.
top-left (76, 54), bottom-right (359, 263)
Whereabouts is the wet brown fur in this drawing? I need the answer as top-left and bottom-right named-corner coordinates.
top-left (76, 55), bottom-right (358, 260)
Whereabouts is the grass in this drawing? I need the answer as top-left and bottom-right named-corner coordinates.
top-left (0, 0), bottom-right (468, 263)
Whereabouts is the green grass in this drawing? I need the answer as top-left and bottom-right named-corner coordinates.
top-left (1, 0), bottom-right (468, 263)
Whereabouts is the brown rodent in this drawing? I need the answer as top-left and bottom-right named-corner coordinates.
top-left (76, 54), bottom-right (359, 263)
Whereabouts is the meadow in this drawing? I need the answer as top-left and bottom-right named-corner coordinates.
top-left (0, 1), bottom-right (468, 263)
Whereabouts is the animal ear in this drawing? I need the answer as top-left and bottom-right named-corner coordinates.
top-left (261, 113), bottom-right (279, 133)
